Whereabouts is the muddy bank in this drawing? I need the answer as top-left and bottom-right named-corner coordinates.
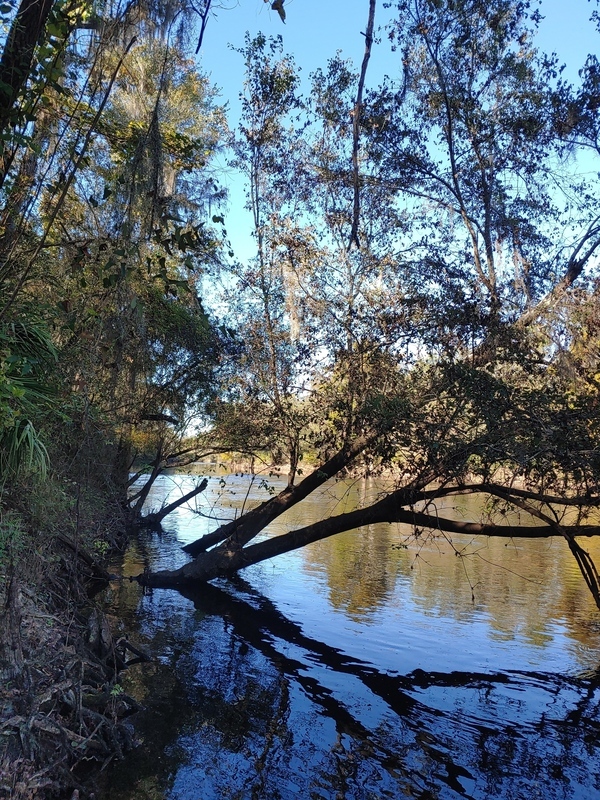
top-left (0, 504), bottom-right (148, 798)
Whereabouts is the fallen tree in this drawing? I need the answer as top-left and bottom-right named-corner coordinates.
top-left (135, 470), bottom-right (600, 611)
top-left (133, 0), bottom-right (600, 608)
top-left (181, 431), bottom-right (381, 555)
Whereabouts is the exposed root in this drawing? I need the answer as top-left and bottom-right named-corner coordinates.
top-left (0, 546), bottom-right (147, 799)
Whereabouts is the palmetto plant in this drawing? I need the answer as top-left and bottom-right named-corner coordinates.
top-left (0, 318), bottom-right (57, 479)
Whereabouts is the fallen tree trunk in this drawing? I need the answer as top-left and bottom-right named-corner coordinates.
top-left (181, 431), bottom-right (382, 556)
top-left (136, 481), bottom-right (600, 591)
top-left (139, 478), bottom-right (208, 528)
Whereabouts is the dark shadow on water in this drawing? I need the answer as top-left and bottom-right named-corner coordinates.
top-left (98, 575), bottom-right (600, 800)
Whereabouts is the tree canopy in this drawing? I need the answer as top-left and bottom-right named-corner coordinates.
top-left (1, 0), bottom-right (600, 607)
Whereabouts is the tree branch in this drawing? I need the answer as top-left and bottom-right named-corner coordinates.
top-left (348, 0), bottom-right (376, 250)
top-left (140, 478), bottom-right (208, 527)
top-left (137, 487), bottom-right (600, 589)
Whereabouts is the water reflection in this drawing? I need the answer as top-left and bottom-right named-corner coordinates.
top-left (98, 474), bottom-right (600, 799)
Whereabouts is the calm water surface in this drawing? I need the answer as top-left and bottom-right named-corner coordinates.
top-left (99, 474), bottom-right (600, 799)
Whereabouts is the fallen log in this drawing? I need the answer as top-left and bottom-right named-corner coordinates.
top-left (139, 478), bottom-right (208, 528)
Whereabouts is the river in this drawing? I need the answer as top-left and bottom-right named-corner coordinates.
top-left (98, 472), bottom-right (600, 799)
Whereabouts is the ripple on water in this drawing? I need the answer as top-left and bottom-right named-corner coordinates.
top-left (97, 475), bottom-right (600, 800)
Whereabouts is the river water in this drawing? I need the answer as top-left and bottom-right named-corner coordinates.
top-left (99, 473), bottom-right (600, 799)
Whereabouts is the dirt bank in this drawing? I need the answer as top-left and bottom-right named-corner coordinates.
top-left (0, 480), bottom-right (146, 798)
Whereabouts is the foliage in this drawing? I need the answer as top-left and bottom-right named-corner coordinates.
top-left (0, 0), bottom-right (233, 521)
top-left (131, 1), bottom-right (600, 611)
top-left (0, 314), bottom-right (57, 477)
top-left (1, 0), bottom-right (600, 606)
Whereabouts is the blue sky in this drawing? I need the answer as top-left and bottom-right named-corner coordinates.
top-left (196, 0), bottom-right (600, 263)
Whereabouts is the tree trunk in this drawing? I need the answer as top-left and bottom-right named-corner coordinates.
top-left (129, 443), bottom-right (164, 514)
top-left (181, 431), bottom-right (379, 557)
top-left (137, 485), bottom-right (600, 591)
top-left (0, 0), bottom-right (57, 137)
top-left (140, 478), bottom-right (208, 528)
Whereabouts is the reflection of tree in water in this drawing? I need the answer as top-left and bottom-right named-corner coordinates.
top-left (287, 478), bottom-right (600, 643)
top-left (178, 580), bottom-right (420, 799)
top-left (296, 479), bottom-right (409, 619)
top-left (306, 523), bottom-right (402, 618)
top-left (183, 614), bottom-right (290, 749)
top-left (407, 532), bottom-right (561, 632)
top-left (389, 525), bottom-right (600, 653)
top-left (98, 570), bottom-right (600, 800)
top-left (177, 579), bottom-right (600, 800)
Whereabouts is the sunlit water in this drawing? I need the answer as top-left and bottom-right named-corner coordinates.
top-left (98, 473), bottom-right (600, 800)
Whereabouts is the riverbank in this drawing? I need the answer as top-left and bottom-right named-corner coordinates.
top-left (0, 451), bottom-right (144, 798)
